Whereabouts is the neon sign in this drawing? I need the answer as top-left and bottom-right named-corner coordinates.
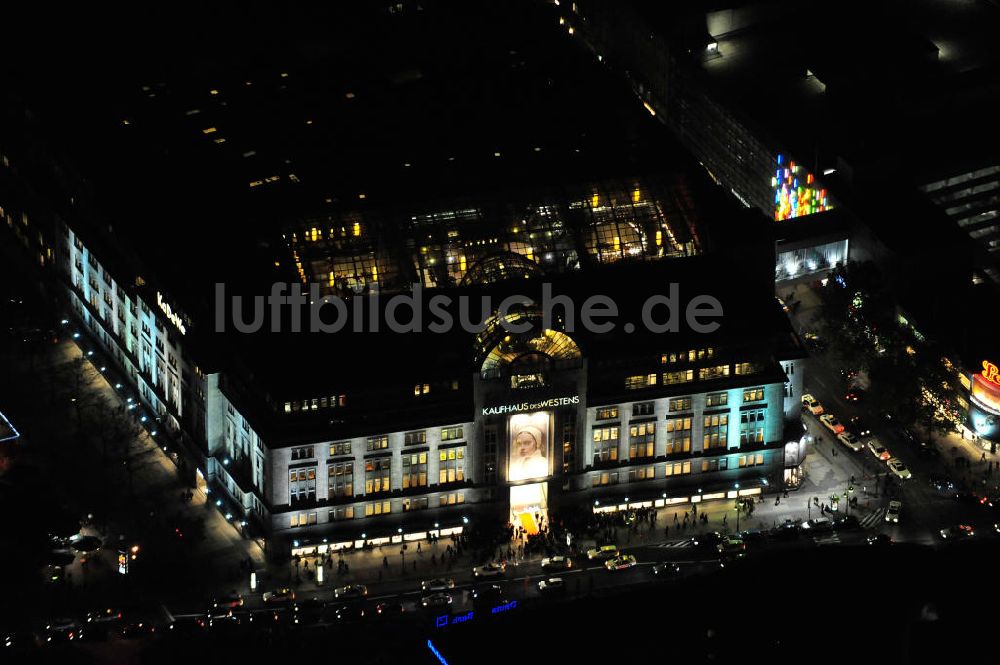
top-left (982, 360), bottom-right (1000, 387)
top-left (773, 154), bottom-right (832, 221)
top-left (482, 395), bottom-right (578, 416)
top-left (157, 292), bottom-right (188, 335)
top-left (491, 600), bottom-right (518, 614)
top-left (427, 640), bottom-right (450, 665)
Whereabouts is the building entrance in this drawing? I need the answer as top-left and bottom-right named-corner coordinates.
top-left (510, 482), bottom-right (547, 535)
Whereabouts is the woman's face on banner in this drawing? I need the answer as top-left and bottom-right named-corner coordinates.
top-left (514, 430), bottom-right (540, 458)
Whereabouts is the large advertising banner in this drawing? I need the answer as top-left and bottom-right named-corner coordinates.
top-left (508, 412), bottom-right (550, 482)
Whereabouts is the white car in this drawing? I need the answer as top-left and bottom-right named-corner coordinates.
top-left (887, 458), bottom-right (911, 480)
top-left (801, 394), bottom-right (824, 415)
top-left (537, 578), bottom-right (565, 594)
top-left (819, 414), bottom-right (845, 433)
top-left (473, 562), bottom-right (506, 578)
top-left (885, 500), bottom-right (901, 523)
top-left (586, 545), bottom-right (619, 560)
top-left (541, 556), bottom-right (572, 572)
top-left (867, 439), bottom-right (890, 461)
top-left (837, 431), bottom-right (863, 452)
top-left (421, 578), bottom-right (456, 592)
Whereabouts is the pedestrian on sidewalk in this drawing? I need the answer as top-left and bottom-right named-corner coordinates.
top-left (383, 556), bottom-right (389, 569)
top-left (664, 525), bottom-right (669, 538)
top-left (673, 512), bottom-right (679, 524)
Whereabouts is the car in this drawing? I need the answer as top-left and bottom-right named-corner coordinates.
top-left (375, 602), bottom-right (405, 617)
top-left (867, 439), bottom-right (890, 461)
top-left (540, 555), bottom-right (573, 572)
top-left (867, 533), bottom-right (892, 546)
top-left (421, 593), bottom-right (453, 609)
top-left (213, 592), bottom-right (244, 609)
top-left (770, 520), bottom-right (802, 541)
top-left (472, 562), bottom-right (506, 578)
top-left (939, 525), bottom-right (975, 539)
top-left (691, 531), bottom-right (724, 549)
top-left (586, 545), bottom-right (620, 560)
top-left (471, 584), bottom-right (505, 605)
top-left (262, 588), bottom-right (295, 606)
top-left (916, 442), bottom-right (940, 459)
top-left (801, 394), bottom-right (824, 415)
top-left (44, 618), bottom-right (83, 644)
top-left (538, 577), bottom-right (566, 594)
top-left (953, 491), bottom-right (984, 506)
top-left (652, 562), bottom-right (681, 577)
top-left (293, 598), bottom-right (326, 626)
top-left (832, 515), bottom-right (860, 531)
top-left (929, 474), bottom-right (955, 492)
top-left (716, 538), bottom-right (747, 560)
top-left (800, 517), bottom-right (834, 534)
top-left (421, 578), bottom-right (456, 592)
top-left (844, 388), bottom-right (865, 402)
top-left (849, 416), bottom-right (872, 437)
top-left (819, 414), bottom-right (845, 434)
top-left (333, 584), bottom-right (368, 599)
top-left (605, 554), bottom-right (637, 571)
top-left (887, 458), bottom-right (911, 480)
top-left (80, 609), bottom-right (123, 642)
top-left (166, 615), bottom-right (207, 636)
top-left (899, 428), bottom-right (918, 445)
top-left (885, 500), bottom-right (902, 523)
top-left (837, 431), bottom-right (863, 452)
top-left (333, 604), bottom-right (365, 621)
top-left (119, 621), bottom-right (157, 639)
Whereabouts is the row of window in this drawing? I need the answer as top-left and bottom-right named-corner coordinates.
top-left (289, 449), bottom-right (467, 504)
top-left (591, 453), bottom-right (767, 487)
top-left (627, 366), bottom-right (766, 390)
top-left (288, 492), bottom-right (466, 527)
top-left (289, 426), bottom-right (467, 461)
top-left (284, 395), bottom-right (347, 413)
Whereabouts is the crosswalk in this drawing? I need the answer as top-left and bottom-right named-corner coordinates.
top-left (858, 508), bottom-right (886, 528)
top-left (654, 539), bottom-right (693, 549)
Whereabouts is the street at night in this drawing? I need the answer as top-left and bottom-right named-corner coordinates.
top-left (3, 1), bottom-right (1000, 663)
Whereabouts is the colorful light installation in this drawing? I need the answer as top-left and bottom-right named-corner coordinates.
top-left (773, 154), bottom-right (831, 221)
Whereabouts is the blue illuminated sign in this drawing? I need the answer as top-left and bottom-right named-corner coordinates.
top-left (491, 600), bottom-right (518, 614)
top-left (427, 639), bottom-right (450, 665)
top-left (435, 615), bottom-right (449, 628)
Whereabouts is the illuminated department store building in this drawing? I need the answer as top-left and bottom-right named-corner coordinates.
top-left (240, 182), bottom-right (806, 557)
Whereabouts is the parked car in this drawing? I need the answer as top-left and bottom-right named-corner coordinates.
top-left (819, 414), bottom-right (845, 434)
top-left (604, 554), bottom-right (637, 571)
top-left (885, 500), bottom-right (902, 523)
top-left (586, 545), bottom-right (619, 560)
top-left (887, 458), bottom-right (911, 480)
top-left (333, 584), bottom-right (368, 600)
top-left (837, 431), bottom-right (863, 452)
top-left (541, 556), bottom-right (572, 572)
top-left (867, 439), bottom-right (890, 461)
top-left (472, 562), bottom-right (506, 578)
top-left (916, 442), bottom-right (940, 459)
top-left (801, 394), bottom-right (824, 415)
top-left (421, 578), bottom-right (456, 592)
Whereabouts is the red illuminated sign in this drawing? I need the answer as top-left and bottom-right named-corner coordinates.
top-left (983, 361), bottom-right (1000, 387)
